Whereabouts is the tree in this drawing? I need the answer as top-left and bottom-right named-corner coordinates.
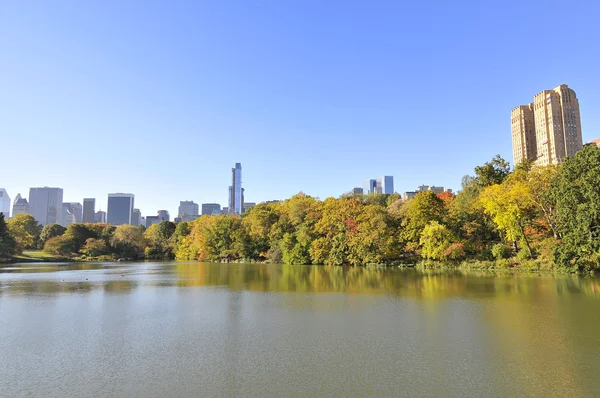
top-left (420, 221), bottom-right (454, 260)
top-left (64, 223), bottom-right (96, 252)
top-left (0, 213), bottom-right (17, 258)
top-left (43, 235), bottom-right (76, 256)
top-left (551, 145), bottom-right (600, 271)
top-left (479, 170), bottom-right (537, 258)
top-left (474, 154), bottom-right (510, 187)
top-left (40, 224), bottom-right (67, 244)
top-left (399, 191), bottom-right (447, 244)
top-left (7, 214), bottom-right (41, 251)
top-left (110, 225), bottom-right (146, 259)
top-left (81, 238), bottom-right (108, 257)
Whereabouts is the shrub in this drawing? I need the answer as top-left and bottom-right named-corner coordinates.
top-left (491, 243), bottom-right (510, 260)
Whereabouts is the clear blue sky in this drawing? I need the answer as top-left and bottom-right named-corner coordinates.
top-left (2, 1), bottom-right (599, 218)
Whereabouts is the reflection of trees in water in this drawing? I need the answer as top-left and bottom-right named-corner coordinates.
top-left (174, 263), bottom-right (600, 298)
top-left (103, 280), bottom-right (137, 293)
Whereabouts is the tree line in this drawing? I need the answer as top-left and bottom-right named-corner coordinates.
top-left (1, 145), bottom-right (598, 272)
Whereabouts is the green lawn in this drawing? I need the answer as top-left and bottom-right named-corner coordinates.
top-left (11, 250), bottom-right (70, 262)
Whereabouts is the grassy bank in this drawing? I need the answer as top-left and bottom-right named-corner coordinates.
top-left (2, 250), bottom-right (73, 263)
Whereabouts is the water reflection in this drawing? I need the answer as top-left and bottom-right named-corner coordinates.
top-left (1, 261), bottom-right (599, 298)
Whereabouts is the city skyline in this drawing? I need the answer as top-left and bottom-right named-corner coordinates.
top-left (2, 2), bottom-right (599, 219)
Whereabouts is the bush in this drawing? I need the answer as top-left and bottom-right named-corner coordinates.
top-left (444, 242), bottom-right (466, 261)
top-left (517, 247), bottom-right (531, 261)
top-left (81, 238), bottom-right (108, 257)
top-left (491, 243), bottom-right (510, 260)
top-left (44, 235), bottom-right (76, 256)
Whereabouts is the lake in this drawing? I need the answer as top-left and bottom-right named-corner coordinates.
top-left (1, 261), bottom-right (599, 397)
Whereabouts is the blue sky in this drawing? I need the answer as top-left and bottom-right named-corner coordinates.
top-left (1, 0), bottom-right (599, 218)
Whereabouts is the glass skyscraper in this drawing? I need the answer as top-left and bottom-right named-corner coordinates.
top-left (107, 193), bottom-right (134, 226)
top-left (228, 163), bottom-right (243, 214)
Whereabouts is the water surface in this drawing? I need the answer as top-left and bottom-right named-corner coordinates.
top-left (1, 262), bottom-right (599, 397)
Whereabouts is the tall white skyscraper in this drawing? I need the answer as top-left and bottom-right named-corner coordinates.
top-left (29, 187), bottom-right (64, 226)
top-left (0, 189), bottom-right (10, 219)
top-left (229, 163), bottom-right (243, 214)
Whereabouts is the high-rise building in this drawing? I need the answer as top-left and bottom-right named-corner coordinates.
top-left (94, 211), bottom-right (106, 223)
top-left (228, 163), bottom-right (243, 214)
top-left (202, 203), bottom-right (221, 216)
top-left (352, 187), bottom-right (364, 195)
top-left (586, 138), bottom-right (600, 148)
top-left (178, 201), bottom-right (199, 222)
top-left (243, 202), bottom-right (256, 213)
top-left (107, 193), bottom-right (134, 226)
top-left (61, 202), bottom-right (82, 226)
top-left (511, 84), bottom-right (583, 166)
top-left (131, 209), bottom-right (142, 226)
top-left (29, 187), bottom-right (63, 226)
top-left (82, 198), bottom-right (95, 223)
top-left (157, 210), bottom-right (170, 222)
top-left (12, 194), bottom-right (29, 217)
top-left (363, 176), bottom-right (394, 194)
top-left (145, 216), bottom-right (160, 227)
top-left (0, 189), bottom-right (10, 219)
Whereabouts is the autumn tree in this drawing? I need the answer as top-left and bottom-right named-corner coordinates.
top-left (7, 214), bottom-right (41, 251)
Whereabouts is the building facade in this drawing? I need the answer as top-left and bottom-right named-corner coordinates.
top-left (201, 203), bottom-right (221, 216)
top-left (0, 189), bottom-right (10, 219)
top-left (229, 163), bottom-right (243, 214)
top-left (94, 211), bottom-right (107, 223)
top-left (243, 202), bottom-right (256, 213)
top-left (82, 198), bottom-right (95, 223)
top-left (107, 193), bottom-right (134, 226)
top-left (145, 216), bottom-right (160, 228)
top-left (12, 194), bottom-right (29, 217)
top-left (511, 84), bottom-right (583, 166)
top-left (131, 209), bottom-right (142, 226)
top-left (29, 187), bottom-right (64, 226)
top-left (62, 202), bottom-right (82, 226)
top-left (178, 201), bottom-right (199, 222)
top-left (157, 210), bottom-right (170, 222)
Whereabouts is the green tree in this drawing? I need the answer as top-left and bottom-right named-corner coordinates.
top-left (43, 235), bottom-right (76, 256)
top-left (399, 191), bottom-right (446, 244)
top-left (7, 214), bottom-right (41, 251)
top-left (81, 238), bottom-right (108, 257)
top-left (0, 213), bottom-right (18, 258)
top-left (551, 145), bottom-right (600, 271)
top-left (420, 221), bottom-right (454, 260)
top-left (110, 225), bottom-right (146, 259)
top-left (64, 223), bottom-right (96, 253)
top-left (40, 224), bottom-right (67, 244)
top-left (479, 170), bottom-right (537, 258)
top-left (474, 154), bottom-right (510, 187)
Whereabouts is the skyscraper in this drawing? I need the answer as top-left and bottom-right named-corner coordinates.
top-left (157, 210), bottom-right (170, 222)
top-left (82, 198), bottom-right (95, 223)
top-left (202, 203), bottom-right (221, 215)
top-left (178, 201), bottom-right (199, 222)
top-left (107, 193), bottom-right (134, 226)
top-left (29, 187), bottom-right (63, 226)
top-left (228, 163), bottom-right (243, 214)
top-left (62, 202), bottom-right (82, 226)
top-left (0, 189), bottom-right (10, 219)
top-left (12, 194), bottom-right (29, 217)
top-left (131, 209), bottom-right (142, 226)
top-left (94, 211), bottom-right (107, 223)
top-left (363, 176), bottom-right (394, 194)
top-left (511, 84), bottom-right (583, 166)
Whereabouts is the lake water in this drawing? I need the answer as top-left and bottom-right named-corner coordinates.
top-left (1, 261), bottom-right (599, 397)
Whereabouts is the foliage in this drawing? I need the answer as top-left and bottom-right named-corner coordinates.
top-left (491, 243), bottom-right (510, 260)
top-left (110, 225), bottom-right (146, 259)
top-left (419, 221), bottom-right (454, 260)
top-left (474, 154), bottom-right (510, 187)
top-left (43, 235), bottom-right (76, 256)
top-left (40, 224), bottom-right (67, 244)
top-left (7, 214), bottom-right (41, 251)
top-left (0, 213), bottom-right (18, 258)
top-left (551, 145), bottom-right (600, 272)
top-left (81, 238), bottom-right (108, 257)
